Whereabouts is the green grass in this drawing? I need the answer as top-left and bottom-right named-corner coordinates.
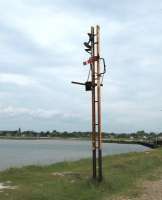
top-left (0, 148), bottom-right (162, 200)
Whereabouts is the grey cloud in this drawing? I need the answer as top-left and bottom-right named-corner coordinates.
top-left (27, 0), bottom-right (162, 22)
top-left (0, 20), bottom-right (79, 76)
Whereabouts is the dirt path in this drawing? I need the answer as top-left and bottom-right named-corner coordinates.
top-left (135, 179), bottom-right (162, 200)
top-left (114, 179), bottom-right (162, 200)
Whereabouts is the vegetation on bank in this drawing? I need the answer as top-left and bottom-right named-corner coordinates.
top-left (0, 148), bottom-right (162, 200)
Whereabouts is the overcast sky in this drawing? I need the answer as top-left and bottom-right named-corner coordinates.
top-left (0, 0), bottom-right (162, 132)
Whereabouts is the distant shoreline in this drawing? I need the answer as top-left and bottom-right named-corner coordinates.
top-left (0, 136), bottom-right (90, 140)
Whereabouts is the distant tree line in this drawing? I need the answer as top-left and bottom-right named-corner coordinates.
top-left (107, 130), bottom-right (162, 140)
top-left (0, 129), bottom-right (91, 138)
top-left (0, 129), bottom-right (162, 140)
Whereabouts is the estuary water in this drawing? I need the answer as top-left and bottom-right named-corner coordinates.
top-left (0, 139), bottom-right (149, 170)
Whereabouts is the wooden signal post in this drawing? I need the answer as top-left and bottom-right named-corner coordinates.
top-left (72, 25), bottom-right (106, 181)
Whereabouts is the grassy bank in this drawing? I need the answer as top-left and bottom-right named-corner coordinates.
top-left (0, 148), bottom-right (162, 200)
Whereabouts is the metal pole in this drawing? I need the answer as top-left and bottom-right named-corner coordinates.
top-left (96, 25), bottom-right (103, 181)
top-left (72, 25), bottom-right (105, 181)
top-left (91, 26), bottom-right (97, 179)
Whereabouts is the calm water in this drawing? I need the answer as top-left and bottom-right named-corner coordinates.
top-left (0, 139), bottom-right (149, 170)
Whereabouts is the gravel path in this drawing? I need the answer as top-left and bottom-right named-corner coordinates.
top-left (113, 178), bottom-right (162, 200)
top-left (135, 179), bottom-right (162, 200)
